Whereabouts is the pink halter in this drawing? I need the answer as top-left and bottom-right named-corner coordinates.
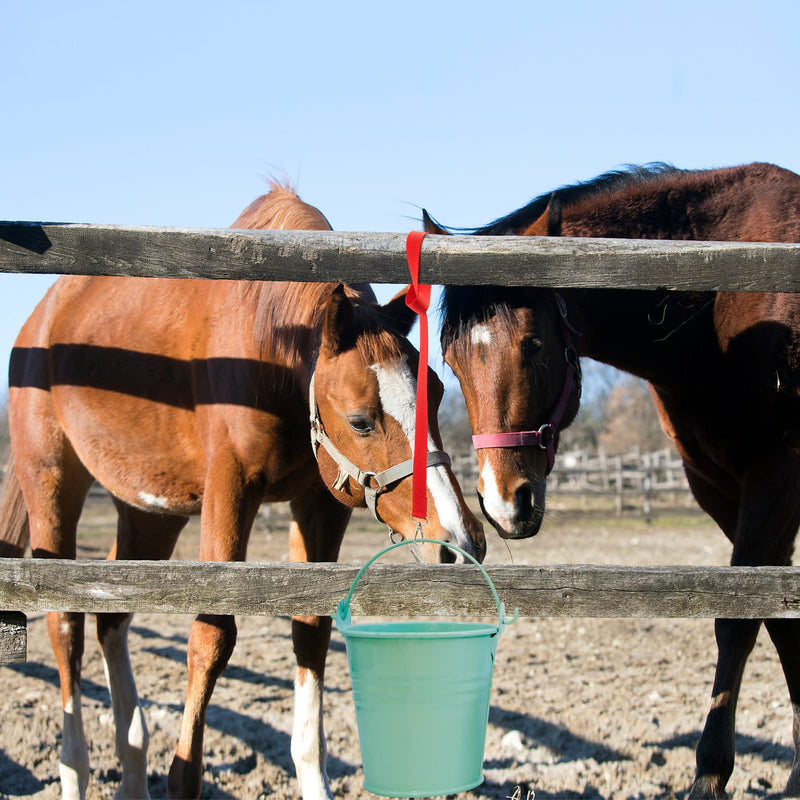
top-left (471, 292), bottom-right (581, 475)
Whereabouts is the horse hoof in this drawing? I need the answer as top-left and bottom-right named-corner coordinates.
top-left (784, 766), bottom-right (800, 797)
top-left (687, 776), bottom-right (728, 799)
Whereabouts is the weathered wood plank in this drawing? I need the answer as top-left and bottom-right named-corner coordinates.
top-left (0, 611), bottom-right (27, 664)
top-left (1, 559), bottom-right (800, 619)
top-left (1, 223), bottom-right (799, 291)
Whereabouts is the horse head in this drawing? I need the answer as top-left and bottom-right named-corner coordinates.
top-left (310, 284), bottom-right (486, 563)
top-left (425, 212), bottom-right (580, 539)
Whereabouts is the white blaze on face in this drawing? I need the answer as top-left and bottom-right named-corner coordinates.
top-left (479, 458), bottom-right (516, 533)
top-left (471, 324), bottom-right (492, 346)
top-left (370, 357), bottom-right (467, 543)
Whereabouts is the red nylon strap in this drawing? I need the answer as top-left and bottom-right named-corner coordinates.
top-left (405, 231), bottom-right (430, 522)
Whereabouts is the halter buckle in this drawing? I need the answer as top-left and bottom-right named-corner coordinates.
top-left (565, 345), bottom-right (582, 398)
top-left (362, 471), bottom-right (381, 492)
top-left (564, 345), bottom-right (579, 368)
top-left (537, 422), bottom-right (555, 450)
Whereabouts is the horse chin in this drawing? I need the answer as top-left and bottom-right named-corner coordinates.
top-left (478, 491), bottom-right (545, 540)
top-left (409, 539), bottom-right (459, 564)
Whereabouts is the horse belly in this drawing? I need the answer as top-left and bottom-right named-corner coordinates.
top-left (51, 385), bottom-right (206, 515)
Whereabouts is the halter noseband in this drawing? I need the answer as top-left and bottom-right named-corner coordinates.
top-left (471, 292), bottom-right (582, 475)
top-left (308, 368), bottom-right (451, 524)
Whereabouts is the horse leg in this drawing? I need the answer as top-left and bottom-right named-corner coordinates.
top-left (752, 455), bottom-right (800, 796)
top-left (683, 468), bottom-right (745, 800)
top-left (167, 471), bottom-right (262, 799)
top-left (764, 619), bottom-right (800, 795)
top-left (689, 454), bottom-right (800, 799)
top-left (690, 617), bottom-right (761, 799)
top-left (47, 611), bottom-right (90, 800)
top-left (289, 481), bottom-right (351, 800)
top-left (97, 500), bottom-right (187, 800)
top-left (738, 455), bottom-right (800, 797)
top-left (14, 417), bottom-right (93, 799)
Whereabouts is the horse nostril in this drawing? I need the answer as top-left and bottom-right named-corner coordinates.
top-left (439, 544), bottom-right (457, 564)
top-left (514, 484), bottom-right (534, 522)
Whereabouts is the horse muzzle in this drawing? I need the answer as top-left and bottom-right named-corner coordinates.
top-left (406, 529), bottom-right (486, 564)
top-left (478, 480), bottom-right (545, 539)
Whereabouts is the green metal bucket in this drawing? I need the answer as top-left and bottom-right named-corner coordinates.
top-left (334, 538), bottom-right (516, 798)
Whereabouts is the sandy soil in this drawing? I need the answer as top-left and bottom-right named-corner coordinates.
top-left (1, 502), bottom-right (796, 800)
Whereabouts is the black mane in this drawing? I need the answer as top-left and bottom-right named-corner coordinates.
top-left (439, 163), bottom-right (683, 342)
top-left (468, 162), bottom-right (682, 236)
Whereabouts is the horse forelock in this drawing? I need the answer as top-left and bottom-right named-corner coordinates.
top-left (349, 299), bottom-right (407, 364)
top-left (440, 286), bottom-right (541, 361)
top-left (244, 282), bottom-right (404, 373)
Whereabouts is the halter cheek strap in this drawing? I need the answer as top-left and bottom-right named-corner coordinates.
top-left (471, 292), bottom-right (582, 475)
top-left (308, 369), bottom-right (451, 523)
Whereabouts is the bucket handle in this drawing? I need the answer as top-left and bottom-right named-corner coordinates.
top-left (335, 538), bottom-right (518, 631)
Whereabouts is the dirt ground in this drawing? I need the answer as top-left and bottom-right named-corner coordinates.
top-left (1, 499), bottom-right (797, 800)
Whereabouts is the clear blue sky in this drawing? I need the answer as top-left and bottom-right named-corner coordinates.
top-left (2, 0), bottom-right (800, 395)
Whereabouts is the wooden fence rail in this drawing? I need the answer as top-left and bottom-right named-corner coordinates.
top-left (2, 559), bottom-right (800, 620)
top-left (2, 222), bottom-right (800, 290)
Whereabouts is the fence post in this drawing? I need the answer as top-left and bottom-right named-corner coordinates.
top-left (0, 611), bottom-right (27, 664)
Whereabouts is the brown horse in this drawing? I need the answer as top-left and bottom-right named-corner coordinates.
top-left (426, 162), bottom-right (800, 798)
top-left (0, 182), bottom-right (485, 800)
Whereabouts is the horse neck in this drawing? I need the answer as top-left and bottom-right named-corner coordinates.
top-left (551, 164), bottom-right (800, 383)
top-left (559, 287), bottom-right (719, 386)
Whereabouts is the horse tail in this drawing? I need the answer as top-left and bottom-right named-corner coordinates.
top-left (0, 453), bottom-right (30, 557)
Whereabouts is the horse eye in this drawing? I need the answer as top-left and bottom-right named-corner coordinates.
top-left (521, 336), bottom-right (543, 359)
top-left (347, 415), bottom-right (374, 435)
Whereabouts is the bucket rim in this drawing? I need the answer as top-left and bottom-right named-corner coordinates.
top-left (339, 620), bottom-right (500, 639)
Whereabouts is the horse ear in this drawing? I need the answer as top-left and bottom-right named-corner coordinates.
top-left (321, 284), bottom-right (356, 354)
top-left (422, 209), bottom-right (450, 235)
top-left (522, 193), bottom-right (563, 237)
top-left (546, 193), bottom-right (563, 235)
top-left (381, 286), bottom-right (417, 336)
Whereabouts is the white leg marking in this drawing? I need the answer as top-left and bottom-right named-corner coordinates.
top-left (60, 680), bottom-right (90, 800)
top-left (291, 671), bottom-right (332, 800)
top-left (479, 458), bottom-right (516, 534)
top-left (101, 621), bottom-right (151, 799)
top-left (371, 358), bottom-right (471, 547)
